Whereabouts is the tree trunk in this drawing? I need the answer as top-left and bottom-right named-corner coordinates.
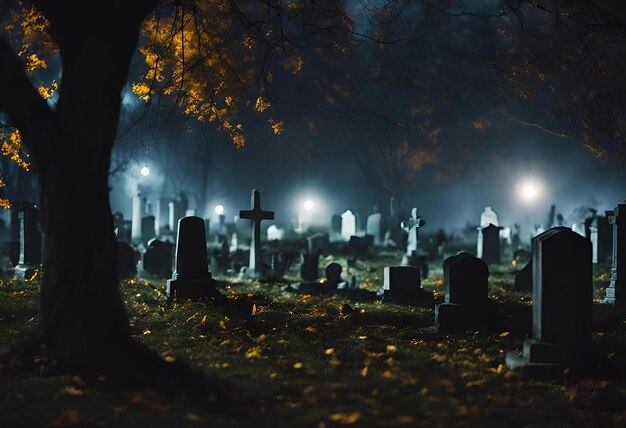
top-left (24, 12), bottom-right (145, 374)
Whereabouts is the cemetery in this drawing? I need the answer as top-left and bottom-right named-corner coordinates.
top-left (1, 1), bottom-right (626, 427)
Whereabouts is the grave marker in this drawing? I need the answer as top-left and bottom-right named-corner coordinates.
top-left (506, 227), bottom-right (602, 377)
top-left (239, 189), bottom-right (274, 278)
top-left (382, 266), bottom-right (434, 306)
top-left (436, 253), bottom-right (494, 332)
top-left (167, 216), bottom-right (218, 299)
top-left (341, 210), bottom-right (356, 241)
top-left (604, 202), bottom-right (626, 311)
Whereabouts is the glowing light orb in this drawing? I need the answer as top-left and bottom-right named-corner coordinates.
top-left (518, 181), bottom-right (541, 203)
top-left (140, 166), bottom-right (150, 177)
top-left (215, 204), bottom-right (224, 215)
top-left (304, 200), bottom-right (314, 211)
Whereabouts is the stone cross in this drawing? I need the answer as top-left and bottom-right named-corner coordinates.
top-left (605, 201), bottom-right (626, 311)
top-left (239, 189), bottom-right (274, 276)
top-left (401, 208), bottom-right (426, 255)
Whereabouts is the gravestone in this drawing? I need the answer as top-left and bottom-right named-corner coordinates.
top-left (604, 202), bottom-right (626, 312)
top-left (154, 197), bottom-right (170, 237)
top-left (143, 238), bottom-right (174, 278)
top-left (341, 210), bottom-right (356, 241)
top-left (210, 239), bottom-right (231, 275)
top-left (131, 193), bottom-right (146, 244)
top-left (166, 216), bottom-right (218, 300)
top-left (514, 260), bottom-right (532, 292)
top-left (300, 252), bottom-right (319, 281)
top-left (325, 262), bottom-right (343, 289)
top-left (366, 212), bottom-right (383, 245)
top-left (477, 206), bottom-right (499, 258)
top-left (14, 205), bottom-right (42, 279)
top-left (436, 253), bottom-right (494, 332)
top-left (307, 233), bottom-right (328, 255)
top-left (330, 215), bottom-right (342, 241)
top-left (267, 224), bottom-right (285, 241)
top-left (239, 189), bottom-right (274, 278)
top-left (116, 241), bottom-right (138, 279)
top-left (506, 227), bottom-right (602, 377)
top-left (480, 223), bottom-right (503, 264)
top-left (382, 266), bottom-right (434, 306)
top-left (401, 208), bottom-right (426, 265)
top-left (113, 212), bottom-right (131, 243)
top-left (141, 215), bottom-right (156, 244)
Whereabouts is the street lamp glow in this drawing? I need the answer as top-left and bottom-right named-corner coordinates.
top-left (304, 200), bottom-right (314, 211)
top-left (140, 166), bottom-right (150, 177)
top-left (215, 204), bottom-right (224, 215)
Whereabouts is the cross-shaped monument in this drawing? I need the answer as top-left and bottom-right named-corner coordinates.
top-left (239, 189), bottom-right (274, 277)
top-left (401, 208), bottom-right (426, 256)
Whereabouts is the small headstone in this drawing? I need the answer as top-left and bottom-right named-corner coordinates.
top-left (116, 241), bottom-right (138, 279)
top-left (604, 202), bottom-right (626, 312)
top-left (325, 262), bottom-right (343, 289)
top-left (366, 212), bottom-right (383, 245)
top-left (211, 239), bottom-right (231, 275)
top-left (382, 266), bottom-right (434, 306)
top-left (267, 224), bottom-right (285, 241)
top-left (341, 210), bottom-right (356, 241)
top-left (514, 260), bottom-right (532, 292)
top-left (239, 189), bottom-right (274, 278)
top-left (480, 223), bottom-right (503, 264)
top-left (143, 238), bottom-right (174, 278)
top-left (167, 216), bottom-right (218, 300)
top-left (506, 227), bottom-right (603, 377)
top-left (436, 253), bottom-right (494, 332)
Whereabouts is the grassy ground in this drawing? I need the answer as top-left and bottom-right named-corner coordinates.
top-left (1, 249), bottom-right (625, 427)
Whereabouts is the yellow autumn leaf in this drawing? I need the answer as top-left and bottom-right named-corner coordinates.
top-left (329, 412), bottom-right (361, 425)
top-left (293, 362), bottom-right (303, 369)
top-left (499, 331), bottom-right (510, 337)
top-left (360, 366), bottom-right (368, 377)
top-left (386, 344), bottom-right (397, 353)
top-left (245, 347), bottom-right (262, 359)
top-left (325, 348), bottom-right (334, 355)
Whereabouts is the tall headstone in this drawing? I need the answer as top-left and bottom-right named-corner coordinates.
top-left (330, 215), bottom-right (342, 241)
top-left (341, 210), bottom-right (356, 241)
top-left (480, 223), bottom-right (503, 264)
top-left (436, 253), bottom-right (493, 332)
top-left (382, 266), bottom-right (434, 306)
top-left (239, 189), bottom-right (274, 278)
top-left (477, 206), bottom-right (499, 258)
top-left (506, 228), bottom-right (600, 377)
top-left (14, 205), bottom-right (42, 278)
top-left (131, 193), bottom-right (145, 244)
top-left (166, 216), bottom-right (218, 300)
top-left (154, 197), bottom-right (170, 236)
top-left (141, 215), bottom-right (156, 244)
top-left (366, 212), bottom-right (383, 245)
top-left (604, 202), bottom-right (626, 312)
